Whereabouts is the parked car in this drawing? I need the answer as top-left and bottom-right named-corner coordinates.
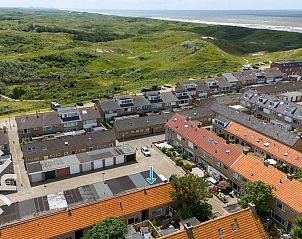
top-left (50, 102), bottom-right (60, 111)
top-left (91, 98), bottom-right (98, 103)
top-left (152, 85), bottom-right (161, 91)
top-left (141, 146), bottom-right (151, 157)
top-left (76, 102), bottom-right (84, 106)
top-left (141, 88), bottom-right (152, 92)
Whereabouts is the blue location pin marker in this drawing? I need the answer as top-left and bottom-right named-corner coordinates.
top-left (146, 166), bottom-right (156, 185)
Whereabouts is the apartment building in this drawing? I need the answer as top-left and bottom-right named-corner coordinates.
top-left (165, 114), bottom-right (302, 231)
top-left (22, 130), bottom-right (116, 162)
top-left (271, 60), bottom-right (302, 75)
top-left (16, 106), bottom-right (102, 142)
top-left (240, 90), bottom-right (302, 130)
top-left (0, 183), bottom-right (175, 239)
top-left (212, 117), bottom-right (302, 173)
top-left (163, 207), bottom-right (268, 239)
top-left (211, 103), bottom-right (302, 151)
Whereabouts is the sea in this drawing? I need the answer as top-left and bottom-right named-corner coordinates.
top-left (74, 9), bottom-right (302, 33)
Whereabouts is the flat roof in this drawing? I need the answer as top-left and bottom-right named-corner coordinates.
top-left (0, 170), bottom-right (164, 228)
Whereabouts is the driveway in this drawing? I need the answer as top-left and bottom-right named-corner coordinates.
top-left (3, 134), bottom-right (184, 204)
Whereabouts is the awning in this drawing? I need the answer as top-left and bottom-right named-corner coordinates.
top-left (207, 177), bottom-right (217, 184)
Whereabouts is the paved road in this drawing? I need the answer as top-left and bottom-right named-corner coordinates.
top-left (6, 118), bottom-right (31, 194)
top-left (2, 134), bottom-right (184, 204)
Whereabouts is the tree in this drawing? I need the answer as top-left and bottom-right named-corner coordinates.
top-left (291, 216), bottom-right (302, 239)
top-left (82, 217), bottom-right (127, 239)
top-left (294, 169), bottom-right (302, 180)
top-left (239, 181), bottom-right (275, 216)
top-left (170, 174), bottom-right (212, 221)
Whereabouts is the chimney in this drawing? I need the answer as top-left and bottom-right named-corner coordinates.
top-left (36, 111), bottom-right (39, 118)
top-left (197, 122), bottom-right (202, 128)
top-left (248, 203), bottom-right (256, 214)
top-left (143, 187), bottom-right (147, 194)
top-left (287, 173), bottom-right (293, 181)
top-left (184, 223), bottom-right (194, 237)
top-left (66, 207), bottom-right (72, 216)
top-left (263, 160), bottom-right (269, 167)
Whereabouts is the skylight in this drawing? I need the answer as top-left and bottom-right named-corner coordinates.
top-left (264, 142), bottom-right (271, 147)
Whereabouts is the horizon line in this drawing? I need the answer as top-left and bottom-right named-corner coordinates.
top-left (1, 7), bottom-right (302, 11)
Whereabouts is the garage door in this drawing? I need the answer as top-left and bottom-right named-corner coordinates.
top-left (70, 165), bottom-right (80, 175)
top-left (105, 158), bottom-right (114, 167)
top-left (82, 162), bottom-right (92, 172)
top-left (56, 168), bottom-right (69, 178)
top-left (45, 171), bottom-right (56, 180)
top-left (116, 155), bottom-right (124, 165)
top-left (94, 159), bottom-right (103, 169)
top-left (30, 173), bottom-right (43, 183)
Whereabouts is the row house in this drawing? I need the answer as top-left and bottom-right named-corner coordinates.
top-left (0, 183), bottom-right (176, 239)
top-left (165, 114), bottom-right (302, 232)
top-left (212, 117), bottom-right (302, 173)
top-left (271, 60), bottom-right (302, 75)
top-left (210, 103), bottom-right (302, 151)
top-left (114, 106), bottom-right (213, 140)
top-left (248, 81), bottom-right (302, 96)
top-left (175, 77), bottom-right (233, 100)
top-left (16, 106), bottom-right (102, 143)
top-left (22, 130), bottom-right (116, 163)
top-left (97, 92), bottom-right (194, 123)
top-left (221, 67), bottom-right (285, 88)
top-left (163, 207), bottom-right (268, 239)
top-left (240, 90), bottom-right (302, 130)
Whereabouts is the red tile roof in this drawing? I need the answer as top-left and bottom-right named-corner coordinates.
top-left (232, 154), bottom-right (302, 213)
top-left (0, 183), bottom-right (173, 239)
top-left (225, 121), bottom-right (302, 168)
top-left (163, 208), bottom-right (268, 239)
top-left (166, 114), bottom-right (243, 167)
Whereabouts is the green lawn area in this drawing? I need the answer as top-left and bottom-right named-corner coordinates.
top-left (0, 8), bottom-right (301, 115)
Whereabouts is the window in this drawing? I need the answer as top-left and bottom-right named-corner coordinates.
top-left (276, 201), bottom-right (285, 211)
top-left (188, 141), bottom-right (194, 149)
top-left (63, 121), bottom-right (78, 128)
top-left (218, 228), bottom-right (224, 237)
top-left (216, 161), bottom-right (222, 168)
top-left (27, 146), bottom-right (36, 153)
top-left (233, 173), bottom-right (240, 181)
top-left (43, 125), bottom-right (53, 132)
top-left (231, 223), bottom-right (237, 232)
top-left (177, 134), bottom-right (182, 141)
top-left (21, 129), bottom-right (29, 134)
top-left (272, 212), bottom-right (285, 226)
top-left (152, 209), bottom-right (162, 218)
top-left (127, 217), bottom-right (139, 225)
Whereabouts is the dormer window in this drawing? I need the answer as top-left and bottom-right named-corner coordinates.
top-left (269, 100), bottom-right (279, 108)
top-left (285, 106), bottom-right (296, 114)
top-left (258, 97), bottom-right (267, 103)
top-left (218, 228), bottom-right (224, 237)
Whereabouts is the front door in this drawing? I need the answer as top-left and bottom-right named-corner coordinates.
top-left (142, 209), bottom-right (149, 221)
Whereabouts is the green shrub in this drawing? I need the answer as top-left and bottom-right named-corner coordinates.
top-left (183, 164), bottom-right (193, 172)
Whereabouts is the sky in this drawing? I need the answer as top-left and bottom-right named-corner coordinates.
top-left (0, 0), bottom-right (301, 10)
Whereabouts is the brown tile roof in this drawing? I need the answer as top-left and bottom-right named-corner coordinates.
top-left (162, 208), bottom-right (268, 239)
top-left (225, 121), bottom-right (302, 169)
top-left (166, 114), bottom-right (243, 167)
top-left (0, 183), bottom-right (173, 239)
top-left (232, 154), bottom-right (302, 213)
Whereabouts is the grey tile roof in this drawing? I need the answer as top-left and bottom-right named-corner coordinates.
top-left (114, 106), bottom-right (213, 132)
top-left (99, 100), bottom-right (121, 112)
top-left (249, 82), bottom-right (302, 95)
top-left (160, 92), bottom-right (178, 103)
top-left (132, 95), bottom-right (151, 107)
top-left (242, 89), bottom-right (302, 120)
top-left (16, 107), bottom-right (100, 130)
top-left (221, 73), bottom-right (239, 83)
top-left (211, 102), bottom-right (300, 147)
top-left (22, 130), bottom-right (116, 158)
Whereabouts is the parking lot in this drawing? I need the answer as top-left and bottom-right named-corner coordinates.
top-left (4, 134), bottom-right (184, 204)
